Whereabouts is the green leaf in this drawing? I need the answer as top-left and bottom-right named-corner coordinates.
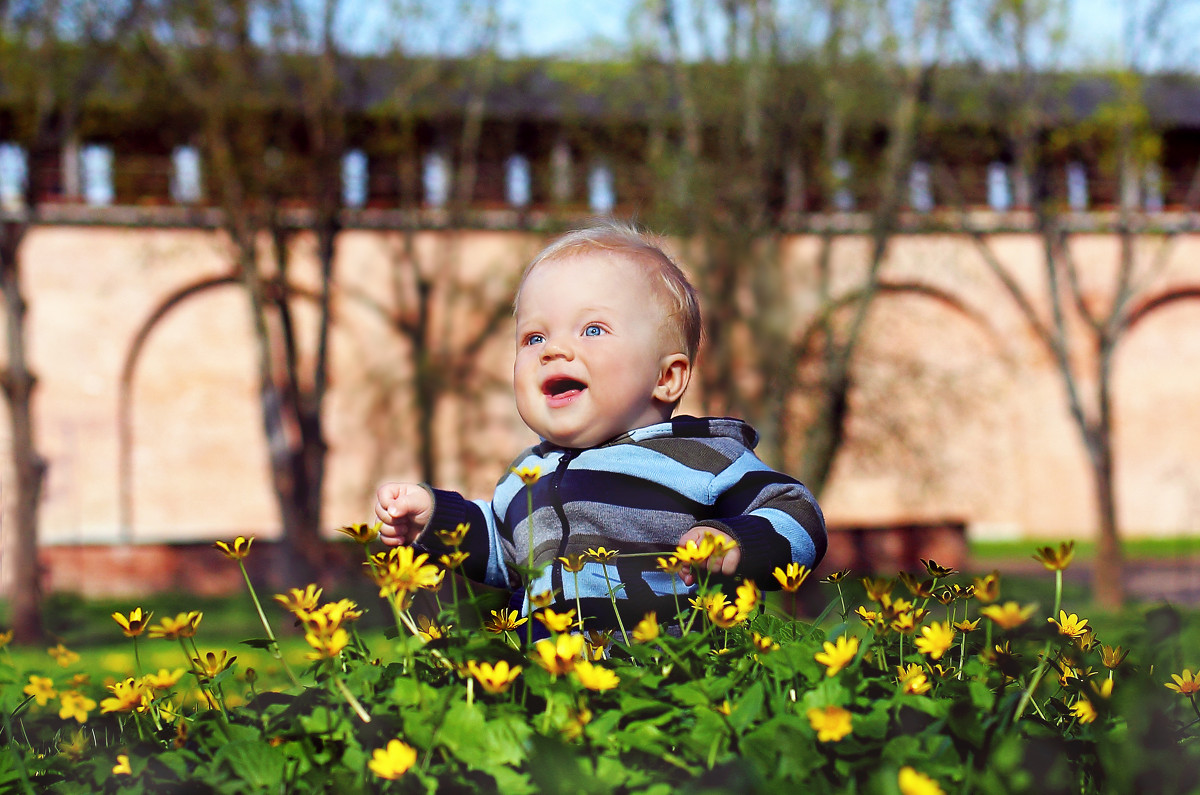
top-left (239, 637), bottom-right (276, 650)
top-left (213, 740), bottom-right (287, 790)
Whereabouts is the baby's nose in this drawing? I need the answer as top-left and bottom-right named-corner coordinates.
top-left (540, 337), bottom-right (574, 361)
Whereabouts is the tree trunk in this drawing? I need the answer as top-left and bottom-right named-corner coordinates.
top-left (1, 225), bottom-right (48, 642)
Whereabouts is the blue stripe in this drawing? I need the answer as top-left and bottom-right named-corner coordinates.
top-left (754, 506), bottom-right (818, 567)
top-left (573, 445), bottom-right (720, 503)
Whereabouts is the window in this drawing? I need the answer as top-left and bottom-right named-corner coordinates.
top-left (505, 154), bottom-right (531, 207)
top-left (342, 149), bottom-right (368, 208)
top-left (1066, 162), bottom-right (1088, 210)
top-left (170, 146), bottom-right (203, 204)
top-left (832, 159), bottom-right (854, 212)
top-left (0, 143), bottom-right (28, 208)
top-left (81, 144), bottom-right (114, 206)
top-left (909, 161), bottom-right (933, 213)
top-left (423, 152), bottom-right (450, 208)
top-left (986, 162), bottom-right (1011, 211)
top-left (1143, 163), bottom-right (1163, 212)
top-left (588, 163), bottom-right (614, 214)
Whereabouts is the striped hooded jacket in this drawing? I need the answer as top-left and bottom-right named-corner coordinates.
top-left (415, 415), bottom-right (826, 632)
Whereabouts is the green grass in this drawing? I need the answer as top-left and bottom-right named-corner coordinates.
top-left (969, 534), bottom-right (1200, 562)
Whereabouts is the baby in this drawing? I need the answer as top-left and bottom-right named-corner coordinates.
top-left (375, 221), bottom-right (825, 634)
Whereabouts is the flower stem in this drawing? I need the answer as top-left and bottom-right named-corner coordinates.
top-left (333, 674), bottom-right (372, 723)
top-left (238, 560), bottom-right (301, 688)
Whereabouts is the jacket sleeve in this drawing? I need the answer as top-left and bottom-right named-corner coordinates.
top-left (693, 452), bottom-right (827, 587)
top-left (413, 487), bottom-right (511, 590)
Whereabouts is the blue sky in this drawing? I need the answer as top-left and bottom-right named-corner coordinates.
top-left (496, 0), bottom-right (1195, 70)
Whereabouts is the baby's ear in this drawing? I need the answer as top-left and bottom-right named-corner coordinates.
top-left (654, 353), bottom-right (691, 404)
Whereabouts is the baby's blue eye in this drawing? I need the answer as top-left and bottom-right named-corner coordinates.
top-left (583, 325), bottom-right (604, 337)
top-left (525, 333), bottom-right (545, 346)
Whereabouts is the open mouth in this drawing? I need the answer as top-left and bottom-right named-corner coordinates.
top-left (542, 376), bottom-right (587, 402)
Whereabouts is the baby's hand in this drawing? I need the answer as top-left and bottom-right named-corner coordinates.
top-left (374, 483), bottom-right (433, 547)
top-left (677, 526), bottom-right (741, 587)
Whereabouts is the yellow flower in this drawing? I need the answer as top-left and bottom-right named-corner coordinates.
top-left (814, 635), bottom-right (860, 677)
top-left (890, 610), bottom-right (918, 635)
top-left (213, 536), bottom-right (254, 560)
top-left (772, 564), bottom-right (811, 595)
top-left (535, 608), bottom-right (576, 634)
top-left (979, 601), bottom-right (1036, 630)
top-left (953, 618), bottom-right (981, 633)
top-left (24, 675), bottom-right (57, 706)
top-left (275, 585), bottom-right (323, 614)
top-left (854, 606), bottom-right (880, 624)
top-left (148, 611), bottom-right (203, 639)
top-left (1166, 669), bottom-right (1200, 695)
top-left (1100, 644), bottom-right (1129, 670)
top-left (674, 536), bottom-right (715, 565)
top-left (336, 522), bottom-right (379, 544)
top-left (734, 580), bottom-right (759, 617)
top-left (113, 754), bottom-right (132, 775)
top-left (807, 705), bottom-right (853, 742)
top-left (140, 669), bottom-right (185, 693)
top-left (1090, 678), bottom-right (1115, 699)
top-left (571, 660), bottom-right (620, 691)
top-left (1032, 541), bottom-right (1075, 571)
top-left (191, 650), bottom-right (237, 682)
top-left (101, 678), bottom-right (147, 714)
top-left (57, 690), bottom-right (97, 723)
top-left (632, 613), bottom-right (660, 643)
top-left (0, 629), bottom-right (12, 649)
top-left (914, 621), bottom-right (956, 660)
top-left (562, 703), bottom-right (593, 740)
top-left (532, 634), bottom-right (585, 676)
top-left (436, 522), bottom-right (471, 547)
top-left (820, 569), bottom-right (851, 584)
top-left (899, 766), bottom-right (945, 795)
top-left (751, 632), bottom-right (780, 653)
top-left (369, 738), bottom-right (418, 780)
top-left (304, 627), bottom-right (350, 660)
top-left (484, 609), bottom-right (528, 633)
top-left (558, 553), bottom-right (587, 572)
top-left (512, 464), bottom-right (542, 485)
top-left (439, 551), bottom-right (469, 570)
top-left (372, 545), bottom-right (443, 596)
top-left (586, 630), bottom-right (613, 660)
top-left (897, 664), bottom-right (932, 695)
top-left (714, 700), bottom-right (733, 716)
top-left (112, 607), bottom-right (153, 638)
top-left (707, 600), bottom-right (745, 629)
top-left (47, 644), bottom-right (80, 668)
top-left (656, 555), bottom-right (684, 575)
top-left (972, 571), bottom-right (1001, 604)
top-left (529, 589), bottom-right (557, 609)
top-left (704, 531), bottom-right (738, 558)
top-left (1048, 610), bottom-right (1090, 639)
top-left (466, 660), bottom-right (522, 694)
top-left (920, 559), bottom-right (956, 578)
top-left (1071, 697), bottom-right (1098, 724)
top-left (585, 546), bottom-right (618, 563)
top-left (416, 615), bottom-right (451, 642)
top-left (861, 577), bottom-right (894, 603)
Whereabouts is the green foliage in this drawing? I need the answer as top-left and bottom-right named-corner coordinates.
top-left (2, 547), bottom-right (1199, 794)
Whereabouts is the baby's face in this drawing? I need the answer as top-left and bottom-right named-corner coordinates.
top-left (514, 253), bottom-right (677, 449)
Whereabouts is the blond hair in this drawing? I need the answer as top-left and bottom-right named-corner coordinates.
top-left (516, 221), bottom-right (703, 362)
